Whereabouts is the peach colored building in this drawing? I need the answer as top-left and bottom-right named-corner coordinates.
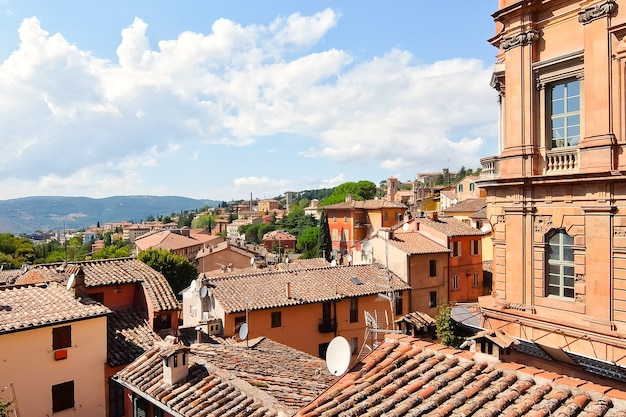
top-left (262, 229), bottom-right (296, 252)
top-left (478, 0), bottom-right (626, 372)
top-left (195, 240), bottom-right (260, 274)
top-left (0, 282), bottom-right (110, 417)
top-left (134, 229), bottom-right (204, 262)
top-left (182, 264), bottom-right (410, 362)
top-left (323, 196), bottom-right (407, 259)
top-left (257, 199), bottom-right (279, 213)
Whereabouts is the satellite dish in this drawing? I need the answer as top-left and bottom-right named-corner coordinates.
top-left (250, 256), bottom-right (255, 265)
top-left (285, 256), bottom-right (290, 264)
top-left (190, 279), bottom-right (197, 292)
top-left (66, 273), bottom-right (76, 290)
top-left (362, 241), bottom-right (372, 252)
top-left (239, 323), bottom-right (249, 340)
top-left (330, 259), bottom-right (337, 267)
top-left (200, 286), bottom-right (208, 298)
top-left (402, 223), bottom-right (409, 231)
top-left (325, 336), bottom-right (351, 376)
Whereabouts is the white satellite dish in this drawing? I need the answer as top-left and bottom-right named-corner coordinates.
top-left (66, 273), bottom-right (75, 290)
top-left (200, 285), bottom-right (208, 298)
top-left (239, 323), bottom-right (249, 340)
top-left (250, 256), bottom-right (255, 265)
top-left (402, 223), bottom-right (409, 232)
top-left (190, 279), bottom-right (197, 292)
top-left (330, 259), bottom-right (337, 267)
top-left (362, 241), bottom-right (372, 252)
top-left (325, 336), bottom-right (351, 376)
top-left (285, 256), bottom-right (290, 264)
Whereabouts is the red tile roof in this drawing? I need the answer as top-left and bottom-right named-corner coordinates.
top-left (386, 231), bottom-right (451, 255)
top-left (22, 258), bottom-right (180, 312)
top-left (443, 198), bottom-right (487, 214)
top-left (0, 282), bottom-right (111, 334)
top-left (135, 230), bottom-right (203, 251)
top-left (114, 337), bottom-right (337, 416)
top-left (108, 306), bottom-right (160, 367)
top-left (417, 215), bottom-right (486, 237)
top-left (297, 334), bottom-right (626, 416)
top-left (203, 264), bottom-right (411, 314)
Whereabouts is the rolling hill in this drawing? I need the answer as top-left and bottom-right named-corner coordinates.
top-left (0, 196), bottom-right (221, 235)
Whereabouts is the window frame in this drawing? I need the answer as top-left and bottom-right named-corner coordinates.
top-left (349, 298), bottom-right (358, 323)
top-left (271, 311), bottom-right (282, 328)
top-left (548, 79), bottom-right (581, 149)
top-left (429, 291), bottom-right (437, 308)
top-left (52, 325), bottom-right (71, 350)
top-left (470, 239), bottom-right (480, 256)
top-left (451, 241), bottom-right (461, 257)
top-left (429, 259), bottom-right (437, 277)
top-left (52, 380), bottom-right (75, 413)
top-left (452, 275), bottom-right (459, 290)
top-left (545, 228), bottom-right (575, 299)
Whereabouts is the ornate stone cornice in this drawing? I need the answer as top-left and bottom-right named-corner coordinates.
top-left (501, 29), bottom-right (539, 51)
top-left (578, 0), bottom-right (617, 25)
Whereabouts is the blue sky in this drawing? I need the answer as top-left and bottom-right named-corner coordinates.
top-left (0, 1), bottom-right (499, 202)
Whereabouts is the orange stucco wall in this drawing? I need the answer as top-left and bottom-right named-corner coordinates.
top-left (221, 293), bottom-right (402, 363)
top-left (0, 317), bottom-right (108, 417)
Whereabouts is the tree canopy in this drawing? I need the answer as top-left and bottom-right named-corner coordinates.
top-left (319, 180), bottom-right (377, 206)
top-left (138, 248), bottom-right (198, 296)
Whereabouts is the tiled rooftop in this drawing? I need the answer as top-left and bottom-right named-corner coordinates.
top-left (21, 258), bottom-right (180, 312)
top-left (135, 230), bottom-right (202, 251)
top-left (417, 215), bottom-right (486, 237)
top-left (0, 282), bottom-right (111, 334)
top-left (203, 264), bottom-right (412, 314)
top-left (115, 337), bottom-right (337, 416)
top-left (386, 231), bottom-right (450, 255)
top-left (297, 334), bottom-right (626, 417)
top-left (108, 306), bottom-right (160, 367)
top-left (443, 198), bottom-right (487, 214)
top-left (263, 230), bottom-right (296, 240)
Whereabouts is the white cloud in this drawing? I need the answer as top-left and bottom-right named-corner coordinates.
top-left (0, 9), bottom-right (496, 200)
top-left (320, 174), bottom-right (345, 188)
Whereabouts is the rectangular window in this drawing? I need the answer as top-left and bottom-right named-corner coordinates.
top-left (462, 219), bottom-right (471, 225)
top-left (394, 291), bottom-right (403, 316)
top-left (319, 342), bottom-right (330, 359)
top-left (173, 354), bottom-right (178, 368)
top-left (429, 260), bottom-right (437, 277)
top-left (470, 240), bottom-right (480, 256)
top-left (429, 291), bottom-right (437, 308)
top-left (350, 337), bottom-right (358, 355)
top-left (53, 325), bottom-right (71, 350)
top-left (271, 311), bottom-right (282, 328)
top-left (458, 184), bottom-right (463, 192)
top-left (451, 241), bottom-right (461, 257)
top-left (333, 213), bottom-right (337, 222)
top-left (344, 211), bottom-right (348, 222)
top-left (52, 381), bottom-right (74, 413)
top-left (350, 298), bottom-right (358, 323)
top-left (469, 183), bottom-right (475, 192)
top-left (384, 212), bottom-right (389, 222)
top-left (550, 79), bottom-right (580, 148)
top-left (332, 229), bottom-right (339, 241)
top-left (234, 315), bottom-right (246, 332)
top-left (473, 272), bottom-right (479, 287)
top-left (452, 275), bottom-right (459, 290)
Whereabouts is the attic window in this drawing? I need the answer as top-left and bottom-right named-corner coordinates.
top-left (351, 277), bottom-right (363, 285)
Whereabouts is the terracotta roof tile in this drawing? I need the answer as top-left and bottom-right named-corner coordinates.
top-left (108, 306), bottom-right (160, 367)
top-left (386, 231), bottom-right (450, 255)
top-left (115, 337), bottom-right (337, 416)
top-left (442, 198), bottom-right (487, 214)
top-left (203, 264), bottom-right (411, 314)
top-left (0, 282), bottom-right (111, 333)
top-left (296, 335), bottom-right (626, 417)
top-left (417, 215), bottom-right (487, 237)
top-left (135, 230), bottom-right (202, 251)
top-left (23, 259), bottom-right (179, 312)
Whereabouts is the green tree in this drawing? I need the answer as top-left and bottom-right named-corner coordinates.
top-left (191, 214), bottom-right (216, 231)
top-left (319, 180), bottom-right (377, 207)
top-left (0, 398), bottom-right (13, 417)
top-left (317, 211), bottom-right (332, 261)
top-left (138, 248), bottom-right (198, 296)
top-left (91, 245), bottom-right (132, 260)
top-left (297, 226), bottom-right (319, 258)
top-left (435, 302), bottom-right (465, 347)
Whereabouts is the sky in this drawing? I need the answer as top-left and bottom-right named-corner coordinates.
top-left (0, 1), bottom-right (500, 203)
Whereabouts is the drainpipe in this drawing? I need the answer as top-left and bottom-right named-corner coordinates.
top-left (333, 301), bottom-right (338, 337)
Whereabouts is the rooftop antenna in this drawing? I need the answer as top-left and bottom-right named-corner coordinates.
top-left (325, 336), bottom-right (351, 376)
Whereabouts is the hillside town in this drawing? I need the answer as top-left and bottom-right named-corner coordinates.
top-left (4, 1), bottom-right (626, 417)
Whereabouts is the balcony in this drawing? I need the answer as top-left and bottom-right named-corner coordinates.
top-left (545, 147), bottom-right (578, 174)
top-left (318, 318), bottom-right (337, 333)
top-left (480, 156), bottom-right (500, 179)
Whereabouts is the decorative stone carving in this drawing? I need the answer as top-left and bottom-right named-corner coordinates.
top-left (501, 29), bottom-right (539, 51)
top-left (534, 215), bottom-right (553, 234)
top-left (497, 215), bottom-right (506, 224)
top-left (575, 273), bottom-right (585, 282)
top-left (578, 0), bottom-right (617, 25)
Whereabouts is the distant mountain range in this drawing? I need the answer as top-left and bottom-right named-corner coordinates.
top-left (0, 196), bottom-right (222, 235)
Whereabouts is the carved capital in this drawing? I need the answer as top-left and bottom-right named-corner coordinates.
top-left (534, 215), bottom-right (553, 234)
top-left (578, 0), bottom-right (617, 25)
top-left (501, 29), bottom-right (539, 51)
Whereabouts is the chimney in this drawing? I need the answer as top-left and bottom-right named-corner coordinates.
top-left (162, 346), bottom-right (190, 386)
top-left (286, 282), bottom-right (292, 299)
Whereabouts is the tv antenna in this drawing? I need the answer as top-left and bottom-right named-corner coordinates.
top-left (325, 336), bottom-right (351, 376)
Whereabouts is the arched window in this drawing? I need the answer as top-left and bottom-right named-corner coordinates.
top-left (545, 229), bottom-right (574, 298)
